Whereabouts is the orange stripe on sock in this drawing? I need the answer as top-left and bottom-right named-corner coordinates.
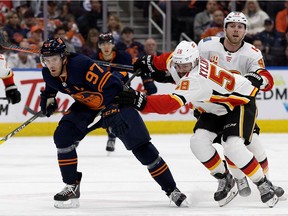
top-left (58, 158), bottom-right (77, 162)
top-left (59, 161), bottom-right (78, 166)
top-left (151, 164), bottom-right (168, 177)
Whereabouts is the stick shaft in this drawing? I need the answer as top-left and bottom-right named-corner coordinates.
top-left (93, 60), bottom-right (134, 71)
top-left (0, 32), bottom-right (135, 72)
top-left (0, 111), bottom-right (43, 144)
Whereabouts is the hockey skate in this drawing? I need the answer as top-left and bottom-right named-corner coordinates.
top-left (268, 183), bottom-right (287, 201)
top-left (235, 176), bottom-right (251, 197)
top-left (106, 137), bottom-right (116, 153)
top-left (256, 177), bottom-right (279, 208)
top-left (167, 187), bottom-right (189, 207)
top-left (274, 185), bottom-right (286, 200)
top-left (214, 172), bottom-right (238, 207)
top-left (54, 172), bottom-right (82, 209)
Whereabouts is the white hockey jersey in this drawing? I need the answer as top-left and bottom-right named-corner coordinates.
top-left (159, 56), bottom-right (258, 116)
top-left (0, 54), bottom-right (11, 78)
top-left (198, 36), bottom-right (265, 75)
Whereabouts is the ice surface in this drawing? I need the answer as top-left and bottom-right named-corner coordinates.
top-left (0, 134), bottom-right (287, 216)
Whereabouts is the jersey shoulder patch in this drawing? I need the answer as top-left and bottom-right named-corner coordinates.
top-left (203, 37), bottom-right (212, 42)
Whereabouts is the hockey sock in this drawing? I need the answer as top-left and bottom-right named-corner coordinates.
top-left (147, 156), bottom-right (176, 194)
top-left (58, 149), bottom-right (78, 184)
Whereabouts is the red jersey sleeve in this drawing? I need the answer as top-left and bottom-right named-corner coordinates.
top-left (153, 52), bottom-right (173, 71)
top-left (2, 71), bottom-right (15, 87)
top-left (257, 69), bottom-right (274, 91)
top-left (142, 94), bottom-right (182, 114)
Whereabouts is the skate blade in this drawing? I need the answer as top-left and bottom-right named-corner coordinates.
top-left (179, 199), bottom-right (190, 208)
top-left (266, 195), bottom-right (279, 208)
top-left (54, 198), bottom-right (80, 209)
top-left (279, 194), bottom-right (287, 201)
top-left (218, 186), bottom-right (238, 207)
top-left (106, 150), bottom-right (114, 156)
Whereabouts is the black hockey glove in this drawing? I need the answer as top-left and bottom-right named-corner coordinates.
top-left (244, 72), bottom-right (263, 89)
top-left (134, 55), bottom-right (156, 77)
top-left (101, 104), bottom-right (129, 137)
top-left (141, 74), bottom-right (157, 95)
top-left (115, 88), bottom-right (147, 111)
top-left (40, 91), bottom-right (58, 117)
top-left (5, 84), bottom-right (21, 104)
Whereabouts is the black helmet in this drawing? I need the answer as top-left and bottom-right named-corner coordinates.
top-left (98, 32), bottom-right (114, 45)
top-left (41, 37), bottom-right (67, 57)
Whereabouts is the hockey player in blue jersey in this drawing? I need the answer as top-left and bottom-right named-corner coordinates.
top-left (39, 37), bottom-right (188, 209)
top-left (93, 32), bottom-right (157, 153)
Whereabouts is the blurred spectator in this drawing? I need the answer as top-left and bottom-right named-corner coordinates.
top-left (252, 38), bottom-right (265, 51)
top-left (242, 0), bottom-right (270, 42)
top-left (107, 13), bottom-right (123, 44)
top-left (64, 15), bottom-right (85, 52)
top-left (0, 12), bottom-right (5, 28)
top-left (193, 0), bottom-right (219, 43)
top-left (255, 18), bottom-right (286, 66)
top-left (115, 27), bottom-right (144, 62)
top-left (27, 25), bottom-right (44, 51)
top-left (80, 28), bottom-right (99, 58)
top-left (22, 8), bottom-right (37, 30)
top-left (37, 1), bottom-right (61, 19)
top-left (26, 25), bottom-right (44, 68)
top-left (0, 30), bottom-right (12, 58)
top-left (3, 11), bottom-right (26, 45)
top-left (252, 39), bottom-right (272, 65)
top-left (140, 38), bottom-right (162, 57)
top-left (201, 9), bottom-right (225, 39)
top-left (76, 0), bottom-right (102, 39)
top-left (275, 0), bottom-right (288, 33)
top-left (58, 2), bottom-right (73, 22)
top-left (53, 26), bottom-right (76, 52)
top-left (259, 1), bottom-right (284, 20)
top-left (7, 40), bottom-right (37, 68)
top-left (15, 1), bottom-right (30, 20)
top-left (255, 19), bottom-right (286, 48)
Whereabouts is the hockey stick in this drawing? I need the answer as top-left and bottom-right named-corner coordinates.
top-left (0, 111), bottom-right (43, 144)
top-left (0, 31), bottom-right (134, 72)
top-left (0, 31), bottom-right (40, 54)
top-left (93, 60), bottom-right (134, 71)
top-left (24, 105), bottom-right (64, 116)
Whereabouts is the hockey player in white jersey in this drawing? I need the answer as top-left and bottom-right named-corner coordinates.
top-left (116, 40), bottom-right (279, 208)
top-left (0, 53), bottom-right (21, 104)
top-left (197, 11), bottom-right (285, 200)
top-left (0, 54), bottom-right (11, 78)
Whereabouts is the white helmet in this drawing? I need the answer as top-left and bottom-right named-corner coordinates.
top-left (172, 40), bottom-right (199, 69)
top-left (224, 11), bottom-right (247, 28)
